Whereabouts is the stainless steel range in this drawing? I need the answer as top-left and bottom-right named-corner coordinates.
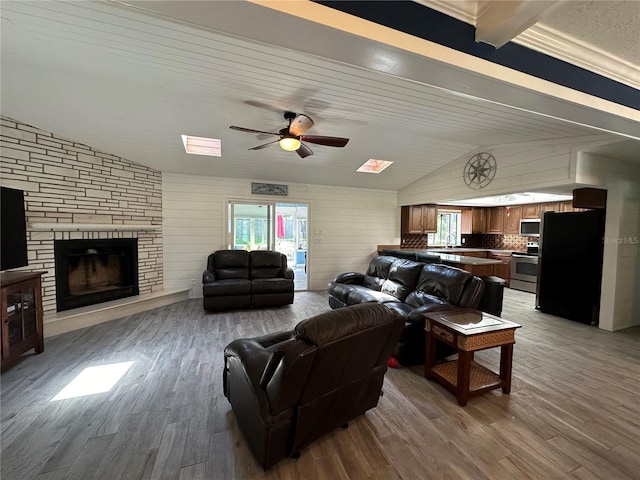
top-left (510, 242), bottom-right (538, 293)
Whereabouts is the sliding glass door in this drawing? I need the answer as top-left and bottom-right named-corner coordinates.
top-left (227, 201), bottom-right (308, 290)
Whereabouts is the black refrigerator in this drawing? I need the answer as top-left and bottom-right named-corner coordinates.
top-left (536, 210), bottom-right (605, 325)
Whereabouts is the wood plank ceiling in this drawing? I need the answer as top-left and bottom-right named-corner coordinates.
top-left (1, 1), bottom-right (636, 191)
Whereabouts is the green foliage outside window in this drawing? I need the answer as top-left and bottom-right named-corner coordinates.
top-left (235, 219), bottom-right (251, 245)
top-left (428, 212), bottom-right (461, 246)
top-left (254, 218), bottom-right (266, 244)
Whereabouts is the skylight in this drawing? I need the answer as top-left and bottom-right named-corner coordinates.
top-left (52, 361), bottom-right (134, 401)
top-left (181, 135), bottom-right (221, 157)
top-left (357, 159), bottom-right (393, 174)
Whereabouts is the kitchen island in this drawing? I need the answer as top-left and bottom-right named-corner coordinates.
top-left (432, 252), bottom-right (501, 277)
top-left (377, 246), bottom-right (504, 277)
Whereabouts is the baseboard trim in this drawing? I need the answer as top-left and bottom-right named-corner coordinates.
top-left (43, 289), bottom-right (190, 337)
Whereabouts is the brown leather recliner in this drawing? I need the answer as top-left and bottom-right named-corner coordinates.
top-left (328, 257), bottom-right (484, 365)
top-left (223, 303), bottom-right (404, 470)
top-left (202, 250), bottom-right (294, 311)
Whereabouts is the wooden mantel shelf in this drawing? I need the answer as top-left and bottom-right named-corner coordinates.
top-left (29, 223), bottom-right (162, 232)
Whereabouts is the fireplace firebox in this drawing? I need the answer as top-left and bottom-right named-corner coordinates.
top-left (54, 238), bottom-right (139, 311)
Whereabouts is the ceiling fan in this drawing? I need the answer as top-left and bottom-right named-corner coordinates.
top-left (230, 111), bottom-right (349, 158)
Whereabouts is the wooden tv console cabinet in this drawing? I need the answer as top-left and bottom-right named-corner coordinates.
top-left (1, 271), bottom-right (45, 372)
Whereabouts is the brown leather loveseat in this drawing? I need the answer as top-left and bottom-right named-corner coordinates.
top-left (328, 255), bottom-right (485, 365)
top-left (223, 303), bottom-right (404, 469)
top-left (202, 250), bottom-right (294, 311)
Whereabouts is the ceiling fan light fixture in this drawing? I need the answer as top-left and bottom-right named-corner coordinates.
top-left (279, 137), bottom-right (301, 151)
top-left (230, 110), bottom-right (349, 157)
top-left (289, 114), bottom-right (314, 136)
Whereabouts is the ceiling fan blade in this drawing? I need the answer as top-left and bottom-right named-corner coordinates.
top-left (299, 135), bottom-right (349, 147)
top-left (289, 114), bottom-right (314, 136)
top-left (243, 100), bottom-right (283, 113)
top-left (248, 140), bottom-right (279, 150)
top-left (230, 126), bottom-right (280, 136)
top-left (297, 143), bottom-right (314, 158)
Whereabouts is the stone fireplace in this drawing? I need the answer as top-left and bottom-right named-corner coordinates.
top-left (1, 117), bottom-right (164, 317)
top-left (54, 238), bottom-right (139, 311)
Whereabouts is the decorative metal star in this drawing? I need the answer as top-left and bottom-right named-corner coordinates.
top-left (463, 153), bottom-right (496, 189)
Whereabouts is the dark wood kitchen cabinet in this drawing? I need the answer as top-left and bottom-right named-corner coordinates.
top-left (402, 204), bottom-right (437, 234)
top-left (1, 271), bottom-right (45, 372)
top-left (572, 188), bottom-right (607, 209)
top-left (483, 206), bottom-right (521, 235)
top-left (521, 204), bottom-right (540, 219)
top-left (503, 206), bottom-right (522, 234)
top-left (461, 208), bottom-right (487, 234)
top-left (486, 207), bottom-right (505, 234)
top-left (488, 252), bottom-right (512, 286)
top-left (560, 201), bottom-right (576, 212)
top-left (539, 202), bottom-right (559, 214)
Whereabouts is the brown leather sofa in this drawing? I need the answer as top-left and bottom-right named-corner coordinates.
top-left (223, 303), bottom-right (404, 470)
top-left (202, 250), bottom-right (294, 311)
top-left (328, 255), bottom-right (485, 365)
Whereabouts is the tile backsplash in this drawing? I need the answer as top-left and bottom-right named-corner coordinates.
top-left (482, 234), bottom-right (528, 251)
top-left (403, 233), bottom-right (528, 251)
top-left (401, 234), bottom-right (429, 249)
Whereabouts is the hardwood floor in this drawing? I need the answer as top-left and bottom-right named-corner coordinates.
top-left (2, 289), bottom-right (639, 479)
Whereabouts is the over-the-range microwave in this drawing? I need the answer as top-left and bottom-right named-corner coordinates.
top-left (520, 218), bottom-right (541, 237)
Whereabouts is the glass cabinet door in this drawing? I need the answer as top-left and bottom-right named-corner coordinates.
top-left (22, 290), bottom-right (37, 338)
top-left (5, 291), bottom-right (24, 345)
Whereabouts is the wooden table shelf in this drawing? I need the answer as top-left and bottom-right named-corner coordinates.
top-left (431, 360), bottom-right (502, 392)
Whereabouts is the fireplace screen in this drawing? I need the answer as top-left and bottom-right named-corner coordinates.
top-left (68, 253), bottom-right (124, 295)
top-left (54, 239), bottom-right (139, 311)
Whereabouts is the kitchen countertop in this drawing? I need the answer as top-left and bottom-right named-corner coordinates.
top-left (378, 245), bottom-right (524, 254)
top-left (433, 253), bottom-right (501, 265)
top-left (380, 248), bottom-right (502, 265)
top-left (426, 248), bottom-right (521, 255)
top-left (376, 246), bottom-right (530, 266)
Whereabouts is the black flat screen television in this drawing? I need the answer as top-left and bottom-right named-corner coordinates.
top-left (1, 186), bottom-right (29, 271)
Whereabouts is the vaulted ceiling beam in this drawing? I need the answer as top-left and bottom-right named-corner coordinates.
top-left (475, 0), bottom-right (560, 48)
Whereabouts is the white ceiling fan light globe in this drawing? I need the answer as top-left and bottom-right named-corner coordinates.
top-left (289, 114), bottom-right (314, 136)
top-left (279, 137), bottom-right (301, 151)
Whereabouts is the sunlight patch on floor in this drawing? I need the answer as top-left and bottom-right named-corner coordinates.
top-left (51, 361), bottom-right (134, 401)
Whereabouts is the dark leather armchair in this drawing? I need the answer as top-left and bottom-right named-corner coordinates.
top-left (223, 303), bottom-right (404, 469)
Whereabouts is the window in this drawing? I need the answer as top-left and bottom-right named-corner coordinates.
top-left (428, 211), bottom-right (462, 246)
top-left (254, 218), bottom-right (267, 245)
top-left (297, 219), bottom-right (307, 249)
top-left (284, 215), bottom-right (294, 240)
top-left (235, 219), bottom-right (251, 246)
top-left (229, 203), bottom-right (273, 250)
top-left (234, 218), bottom-right (270, 248)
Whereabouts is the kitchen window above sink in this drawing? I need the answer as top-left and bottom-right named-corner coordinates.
top-left (428, 210), bottom-right (462, 247)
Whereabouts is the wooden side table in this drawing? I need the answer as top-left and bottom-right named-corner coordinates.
top-left (424, 309), bottom-right (521, 406)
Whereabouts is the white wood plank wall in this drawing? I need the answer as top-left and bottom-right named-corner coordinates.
top-left (162, 173), bottom-right (400, 295)
top-left (576, 152), bottom-right (640, 331)
top-left (397, 134), bottom-right (614, 205)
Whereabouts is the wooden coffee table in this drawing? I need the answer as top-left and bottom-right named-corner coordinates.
top-left (424, 309), bottom-right (521, 406)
